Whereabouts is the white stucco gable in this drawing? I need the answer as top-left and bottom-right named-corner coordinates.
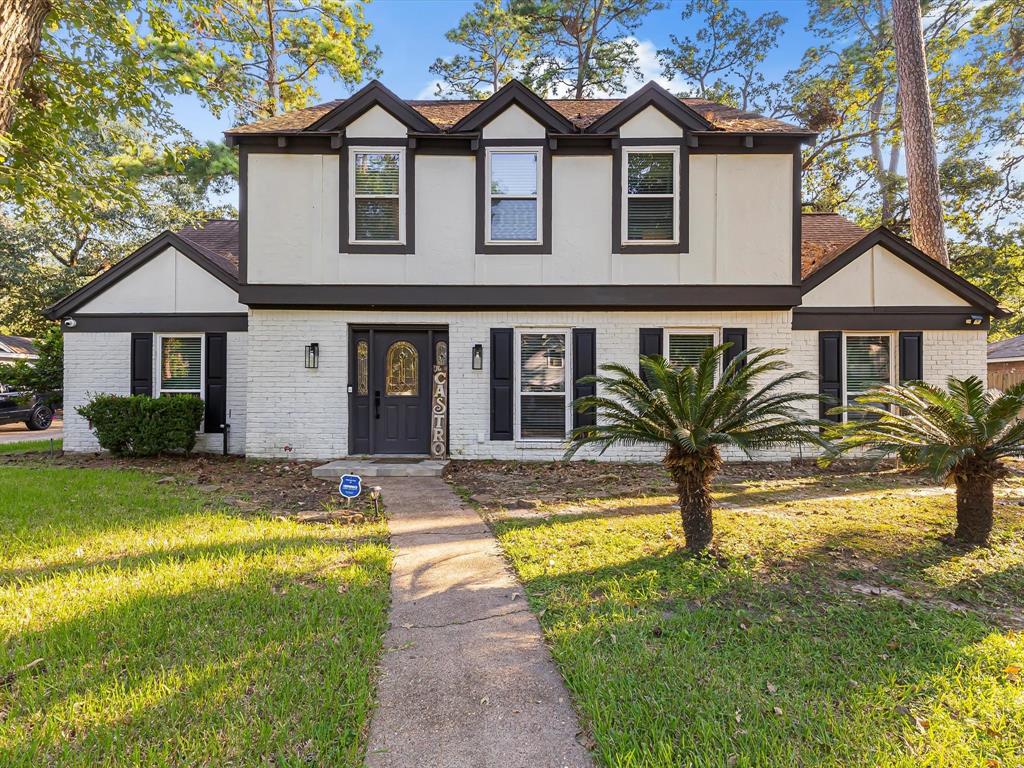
top-left (77, 246), bottom-right (245, 314)
top-left (803, 243), bottom-right (972, 308)
top-left (345, 105), bottom-right (408, 139)
top-left (618, 106), bottom-right (684, 139)
top-left (480, 104), bottom-right (546, 140)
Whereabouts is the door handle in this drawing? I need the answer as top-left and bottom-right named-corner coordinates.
top-left (374, 390), bottom-right (381, 419)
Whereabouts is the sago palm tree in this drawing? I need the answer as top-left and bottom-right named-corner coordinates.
top-left (565, 345), bottom-right (824, 553)
top-left (827, 375), bottom-right (1024, 546)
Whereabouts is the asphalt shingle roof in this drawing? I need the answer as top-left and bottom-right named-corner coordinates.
top-left (988, 336), bottom-right (1024, 360)
top-left (176, 220), bottom-right (239, 277)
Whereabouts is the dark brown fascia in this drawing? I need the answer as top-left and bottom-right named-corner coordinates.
top-left (449, 79), bottom-right (577, 134)
top-left (238, 284), bottom-right (802, 310)
top-left (585, 81), bottom-right (712, 134)
top-left (45, 232), bottom-right (240, 320)
top-left (302, 79), bottom-right (438, 134)
top-left (801, 227), bottom-right (1008, 317)
top-left (63, 313), bottom-right (248, 333)
top-left (793, 306), bottom-right (991, 331)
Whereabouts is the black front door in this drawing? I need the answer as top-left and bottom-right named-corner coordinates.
top-left (371, 331), bottom-right (431, 454)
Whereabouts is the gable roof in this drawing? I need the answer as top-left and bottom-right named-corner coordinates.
top-left (45, 221), bottom-right (241, 319)
top-left (449, 79), bottom-right (576, 134)
top-left (988, 336), bottom-right (1024, 360)
top-left (0, 335), bottom-right (38, 358)
top-left (584, 81), bottom-right (712, 133)
top-left (225, 81), bottom-right (811, 137)
top-left (800, 223), bottom-right (1007, 317)
top-left (800, 213), bottom-right (868, 279)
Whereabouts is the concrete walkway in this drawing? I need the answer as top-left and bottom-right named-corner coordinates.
top-left (366, 478), bottom-right (593, 768)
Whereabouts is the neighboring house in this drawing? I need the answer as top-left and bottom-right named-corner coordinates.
top-left (987, 336), bottom-right (1024, 390)
top-left (46, 80), bottom-right (1008, 460)
top-left (0, 335), bottom-right (39, 366)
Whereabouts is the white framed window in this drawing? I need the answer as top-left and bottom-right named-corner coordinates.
top-left (349, 147), bottom-right (404, 244)
top-left (515, 328), bottom-right (570, 440)
top-left (486, 148), bottom-right (542, 244)
top-left (156, 334), bottom-right (204, 398)
top-left (623, 147), bottom-right (679, 244)
top-left (843, 333), bottom-right (894, 422)
top-left (664, 328), bottom-right (718, 370)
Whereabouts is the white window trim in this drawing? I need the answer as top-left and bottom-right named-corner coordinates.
top-left (514, 327), bottom-right (571, 442)
top-left (349, 147), bottom-right (405, 245)
top-left (663, 327), bottom-right (720, 371)
top-left (155, 333), bottom-right (205, 399)
top-left (622, 146), bottom-right (680, 246)
top-left (485, 147), bottom-right (543, 246)
top-left (842, 331), bottom-right (896, 423)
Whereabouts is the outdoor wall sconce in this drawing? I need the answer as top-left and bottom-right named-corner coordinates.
top-left (472, 344), bottom-right (484, 370)
top-left (965, 314), bottom-right (985, 327)
top-left (305, 342), bottom-right (320, 369)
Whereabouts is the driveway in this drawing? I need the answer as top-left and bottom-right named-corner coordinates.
top-left (0, 418), bottom-right (63, 445)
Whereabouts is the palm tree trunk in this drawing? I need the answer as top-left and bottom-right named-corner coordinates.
top-left (953, 471), bottom-right (995, 546)
top-left (666, 448), bottom-right (721, 553)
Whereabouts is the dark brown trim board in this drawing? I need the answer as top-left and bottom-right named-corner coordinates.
top-left (792, 145), bottom-right (802, 286)
top-left (475, 139), bottom-right (551, 255)
top-left (239, 144), bottom-right (248, 285)
top-left (240, 284), bottom-right (802, 309)
top-left (450, 79), bottom-right (575, 134)
top-left (612, 138), bottom-right (689, 254)
top-left (340, 140), bottom-right (416, 254)
top-left (793, 307), bottom-right (990, 331)
top-left (64, 314), bottom-right (249, 333)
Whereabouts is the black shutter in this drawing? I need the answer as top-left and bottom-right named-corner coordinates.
top-left (204, 333), bottom-right (227, 434)
top-left (572, 328), bottom-right (597, 429)
top-left (130, 333), bottom-right (153, 396)
top-left (899, 332), bottom-right (923, 384)
top-left (722, 327), bottom-right (748, 372)
top-left (490, 328), bottom-right (514, 441)
top-left (819, 331), bottom-right (842, 421)
top-left (639, 328), bottom-right (663, 384)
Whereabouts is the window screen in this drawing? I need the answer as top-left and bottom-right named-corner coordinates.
top-left (519, 332), bottom-right (566, 439)
top-left (489, 151), bottom-right (539, 242)
top-left (667, 333), bottom-right (715, 370)
top-left (626, 151), bottom-right (675, 242)
top-left (845, 335), bottom-right (892, 420)
top-left (160, 337), bottom-right (202, 395)
top-left (353, 151), bottom-right (401, 241)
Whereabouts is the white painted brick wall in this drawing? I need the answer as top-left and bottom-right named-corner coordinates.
top-left (923, 330), bottom-right (988, 385)
top-left (63, 331), bottom-right (249, 455)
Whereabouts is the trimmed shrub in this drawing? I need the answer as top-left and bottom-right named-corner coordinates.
top-left (77, 394), bottom-right (205, 456)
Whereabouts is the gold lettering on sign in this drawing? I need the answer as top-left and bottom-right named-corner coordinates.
top-left (430, 366), bottom-right (448, 458)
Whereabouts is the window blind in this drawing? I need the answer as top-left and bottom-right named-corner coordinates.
top-left (489, 151), bottom-right (538, 241)
top-left (354, 152), bottom-right (399, 195)
top-left (490, 153), bottom-right (537, 195)
top-left (846, 335), bottom-right (891, 419)
top-left (626, 151), bottom-right (675, 242)
top-left (667, 333), bottom-right (714, 370)
top-left (160, 337), bottom-right (202, 392)
top-left (627, 153), bottom-right (673, 194)
top-left (519, 332), bottom-right (566, 439)
top-left (353, 151), bottom-right (400, 241)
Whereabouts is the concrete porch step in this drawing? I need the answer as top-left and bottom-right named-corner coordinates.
top-left (311, 457), bottom-right (449, 478)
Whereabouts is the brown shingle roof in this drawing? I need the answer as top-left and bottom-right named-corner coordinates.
top-left (800, 213), bottom-right (868, 279)
top-left (228, 95), bottom-right (806, 135)
top-left (176, 220), bottom-right (240, 278)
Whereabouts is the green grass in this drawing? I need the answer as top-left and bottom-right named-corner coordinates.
top-left (0, 438), bottom-right (61, 455)
top-left (491, 474), bottom-right (1024, 768)
top-left (0, 465), bottom-right (391, 767)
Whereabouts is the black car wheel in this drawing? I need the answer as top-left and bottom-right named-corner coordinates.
top-left (26, 405), bottom-right (53, 431)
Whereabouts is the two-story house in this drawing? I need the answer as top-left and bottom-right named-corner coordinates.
top-left (47, 80), bottom-right (1007, 461)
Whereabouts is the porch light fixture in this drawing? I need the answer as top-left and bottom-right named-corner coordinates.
top-left (965, 314), bottom-right (985, 327)
top-left (305, 342), bottom-right (320, 369)
top-left (472, 344), bottom-right (484, 370)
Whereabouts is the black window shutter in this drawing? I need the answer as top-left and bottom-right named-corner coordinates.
top-left (722, 327), bottom-right (748, 372)
top-left (204, 333), bottom-right (228, 434)
top-left (898, 332), bottom-right (923, 384)
top-left (130, 333), bottom-right (153, 396)
top-left (572, 328), bottom-right (597, 429)
top-left (638, 328), bottom-right (663, 384)
top-left (819, 331), bottom-right (842, 421)
top-left (490, 328), bottom-right (514, 441)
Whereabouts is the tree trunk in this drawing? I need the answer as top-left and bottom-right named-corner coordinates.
top-left (665, 447), bottom-right (722, 553)
top-left (892, 0), bottom-right (949, 265)
top-left (953, 471), bottom-right (995, 545)
top-left (0, 0), bottom-right (51, 134)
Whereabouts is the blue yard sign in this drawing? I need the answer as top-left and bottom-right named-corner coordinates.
top-left (339, 474), bottom-right (362, 499)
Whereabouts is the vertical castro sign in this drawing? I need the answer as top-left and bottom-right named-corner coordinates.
top-left (431, 340), bottom-right (449, 459)
top-left (339, 474), bottom-right (362, 499)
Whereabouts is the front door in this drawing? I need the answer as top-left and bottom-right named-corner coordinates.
top-left (371, 331), bottom-right (431, 454)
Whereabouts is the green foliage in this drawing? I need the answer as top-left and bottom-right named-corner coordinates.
top-left (430, 0), bottom-right (537, 98)
top-left (0, 326), bottom-right (63, 404)
top-left (566, 345), bottom-right (824, 459)
top-left (78, 394), bottom-right (205, 456)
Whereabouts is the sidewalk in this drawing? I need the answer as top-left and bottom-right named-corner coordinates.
top-left (365, 478), bottom-right (593, 768)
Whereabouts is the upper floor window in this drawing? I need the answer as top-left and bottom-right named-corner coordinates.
top-left (486, 148), bottom-right (541, 244)
top-left (623, 147), bottom-right (679, 244)
top-left (350, 148), bottom-right (404, 244)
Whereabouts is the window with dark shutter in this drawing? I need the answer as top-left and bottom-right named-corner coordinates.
top-left (490, 328), bottom-right (514, 440)
top-left (819, 331), bottom-right (842, 422)
top-left (130, 333), bottom-right (153, 396)
top-left (899, 332), bottom-right (923, 384)
top-left (572, 328), bottom-right (596, 430)
top-left (638, 328), bottom-right (663, 384)
top-left (205, 333), bottom-right (227, 434)
top-left (722, 328), bottom-right (748, 372)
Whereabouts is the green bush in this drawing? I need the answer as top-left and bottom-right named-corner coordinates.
top-left (77, 394), bottom-right (205, 456)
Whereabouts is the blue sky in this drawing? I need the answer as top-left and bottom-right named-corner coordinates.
top-left (173, 0), bottom-right (817, 143)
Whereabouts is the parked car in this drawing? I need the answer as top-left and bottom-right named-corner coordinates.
top-left (0, 384), bottom-right (55, 430)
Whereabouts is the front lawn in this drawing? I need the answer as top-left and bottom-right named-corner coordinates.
top-left (450, 461), bottom-right (1024, 768)
top-left (0, 463), bottom-right (390, 767)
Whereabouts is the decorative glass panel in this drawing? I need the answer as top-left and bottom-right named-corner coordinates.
top-left (667, 333), bottom-right (714, 370)
top-left (627, 199), bottom-right (674, 241)
top-left (354, 199), bottom-right (399, 241)
top-left (160, 337), bottom-right (201, 392)
top-left (356, 340), bottom-right (368, 395)
top-left (846, 335), bottom-right (891, 420)
top-left (627, 152), bottom-right (674, 194)
top-left (354, 152), bottom-right (400, 195)
top-left (490, 152), bottom-right (537, 195)
top-left (490, 199), bottom-right (537, 241)
top-left (385, 341), bottom-right (418, 396)
top-left (435, 340), bottom-right (448, 368)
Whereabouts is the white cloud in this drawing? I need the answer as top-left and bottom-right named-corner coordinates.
top-left (579, 38), bottom-right (692, 97)
top-left (414, 79), bottom-right (446, 99)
